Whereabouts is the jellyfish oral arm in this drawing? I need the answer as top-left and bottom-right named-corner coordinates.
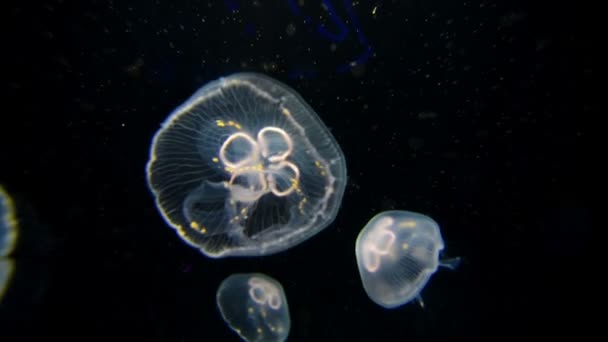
top-left (439, 256), bottom-right (462, 270)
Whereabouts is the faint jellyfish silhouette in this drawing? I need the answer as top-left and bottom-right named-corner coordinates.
top-left (146, 73), bottom-right (347, 258)
top-left (0, 259), bottom-right (15, 303)
top-left (355, 210), bottom-right (461, 309)
top-left (0, 185), bottom-right (18, 258)
top-left (217, 273), bottom-right (290, 342)
top-left (287, 0), bottom-right (373, 75)
top-left (221, 1), bottom-right (374, 79)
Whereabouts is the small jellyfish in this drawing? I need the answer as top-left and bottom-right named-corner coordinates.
top-left (355, 210), bottom-right (461, 309)
top-left (216, 273), bottom-right (290, 342)
top-left (0, 185), bottom-right (18, 258)
top-left (146, 73), bottom-right (347, 258)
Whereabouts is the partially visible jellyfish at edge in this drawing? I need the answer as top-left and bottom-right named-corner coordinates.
top-left (0, 259), bottom-right (15, 304)
top-left (0, 185), bottom-right (18, 258)
top-left (355, 210), bottom-right (461, 309)
top-left (217, 273), bottom-right (290, 342)
top-left (146, 73), bottom-right (347, 258)
top-left (0, 185), bottom-right (18, 304)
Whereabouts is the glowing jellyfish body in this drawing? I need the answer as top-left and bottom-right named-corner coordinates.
top-left (217, 273), bottom-right (290, 342)
top-left (355, 210), bottom-right (461, 309)
top-left (146, 73), bottom-right (346, 258)
top-left (0, 186), bottom-right (17, 304)
top-left (0, 186), bottom-right (18, 257)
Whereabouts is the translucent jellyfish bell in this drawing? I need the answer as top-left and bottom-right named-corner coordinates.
top-left (355, 210), bottom-right (461, 309)
top-left (0, 185), bottom-right (17, 305)
top-left (216, 273), bottom-right (290, 342)
top-left (0, 185), bottom-right (18, 258)
top-left (146, 73), bottom-right (347, 258)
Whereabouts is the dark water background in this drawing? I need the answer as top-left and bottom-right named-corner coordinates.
top-left (1, 0), bottom-right (592, 340)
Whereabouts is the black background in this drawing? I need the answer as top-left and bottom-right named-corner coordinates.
top-left (1, 0), bottom-right (592, 340)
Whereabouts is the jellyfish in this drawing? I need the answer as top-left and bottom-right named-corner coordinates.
top-left (355, 210), bottom-right (461, 309)
top-left (0, 185), bottom-right (18, 258)
top-left (0, 185), bottom-right (17, 305)
top-left (0, 259), bottom-right (15, 303)
top-left (146, 73), bottom-right (347, 258)
top-left (216, 273), bottom-right (290, 342)
top-left (0, 190), bottom-right (50, 317)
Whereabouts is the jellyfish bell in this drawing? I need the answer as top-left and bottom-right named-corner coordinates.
top-left (216, 273), bottom-right (290, 342)
top-left (0, 187), bottom-right (50, 326)
top-left (0, 185), bottom-right (18, 258)
top-left (355, 210), bottom-right (461, 309)
top-left (146, 73), bottom-right (347, 258)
